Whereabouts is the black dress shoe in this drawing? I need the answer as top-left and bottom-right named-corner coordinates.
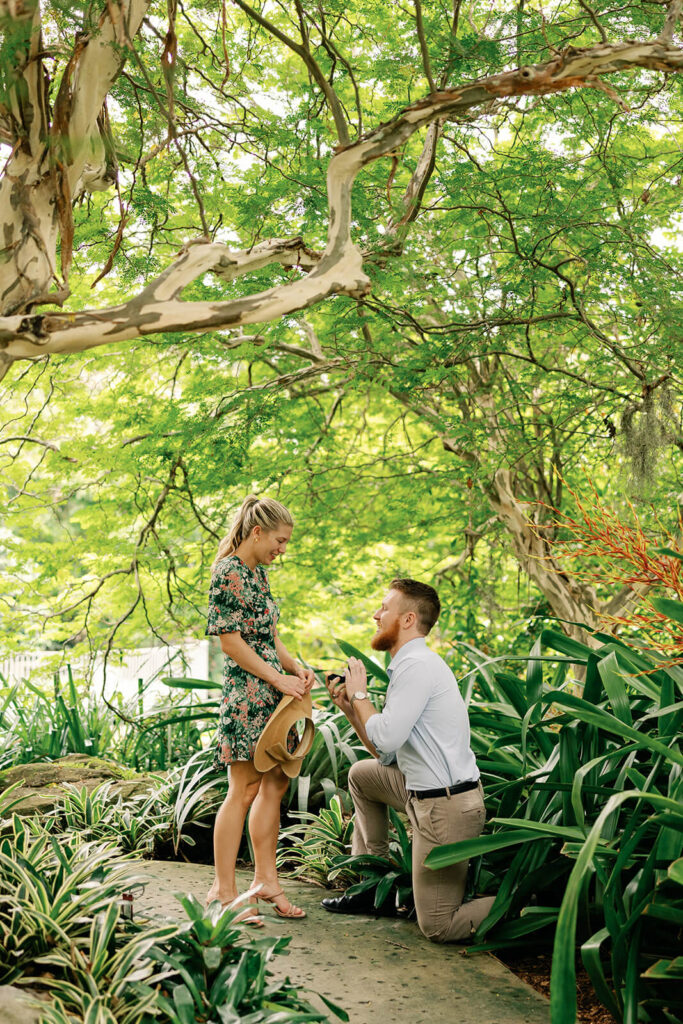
top-left (395, 892), bottom-right (416, 920)
top-left (321, 890), bottom-right (397, 917)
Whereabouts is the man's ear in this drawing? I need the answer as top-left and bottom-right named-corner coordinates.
top-left (402, 609), bottom-right (417, 629)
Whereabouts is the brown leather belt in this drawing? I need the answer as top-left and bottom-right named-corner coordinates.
top-left (407, 780), bottom-right (479, 799)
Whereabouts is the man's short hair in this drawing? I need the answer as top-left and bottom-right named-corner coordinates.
top-left (390, 578), bottom-right (441, 635)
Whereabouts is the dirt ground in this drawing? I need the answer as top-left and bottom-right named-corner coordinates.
top-left (134, 859), bottom-right (551, 1024)
top-left (500, 953), bottom-right (618, 1024)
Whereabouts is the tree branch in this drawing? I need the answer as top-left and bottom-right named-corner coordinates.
top-left (4, 32), bottom-right (683, 373)
top-left (233, 0), bottom-right (351, 146)
top-left (414, 0), bottom-right (437, 93)
top-left (659, 0), bottom-right (683, 42)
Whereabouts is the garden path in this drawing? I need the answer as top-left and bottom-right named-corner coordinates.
top-left (135, 860), bottom-right (550, 1024)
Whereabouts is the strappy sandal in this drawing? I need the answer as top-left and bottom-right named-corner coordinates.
top-left (255, 888), bottom-right (306, 919)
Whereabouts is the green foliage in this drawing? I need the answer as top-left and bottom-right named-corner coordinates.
top-left (151, 893), bottom-right (348, 1023)
top-left (3, 0), bottom-right (682, 666)
top-left (0, 789), bottom-right (346, 1022)
top-left (0, 672), bottom-right (118, 767)
top-left (423, 624), bottom-right (683, 1024)
top-left (0, 812), bottom-right (149, 984)
top-left (0, 669), bottom-right (218, 775)
top-left (20, 752), bottom-right (226, 859)
top-left (331, 809), bottom-right (413, 912)
top-left (50, 781), bottom-right (166, 855)
top-left (29, 902), bottom-right (177, 1024)
top-left (277, 795), bottom-right (357, 887)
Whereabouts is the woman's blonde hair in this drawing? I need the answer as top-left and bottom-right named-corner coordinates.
top-left (213, 494), bottom-right (294, 568)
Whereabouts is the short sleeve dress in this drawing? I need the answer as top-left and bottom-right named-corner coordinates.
top-left (206, 554), bottom-right (296, 769)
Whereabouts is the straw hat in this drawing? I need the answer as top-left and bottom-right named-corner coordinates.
top-left (253, 693), bottom-right (315, 777)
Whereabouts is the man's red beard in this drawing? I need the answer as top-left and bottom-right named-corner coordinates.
top-left (370, 618), bottom-right (400, 652)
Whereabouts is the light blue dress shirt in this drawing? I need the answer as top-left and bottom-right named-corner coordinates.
top-left (364, 636), bottom-right (479, 791)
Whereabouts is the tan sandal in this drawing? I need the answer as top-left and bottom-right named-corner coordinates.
top-left (255, 888), bottom-right (306, 919)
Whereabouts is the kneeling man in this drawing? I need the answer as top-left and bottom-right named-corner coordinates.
top-left (322, 578), bottom-right (494, 943)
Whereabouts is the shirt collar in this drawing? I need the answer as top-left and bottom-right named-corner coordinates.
top-left (387, 636), bottom-right (427, 676)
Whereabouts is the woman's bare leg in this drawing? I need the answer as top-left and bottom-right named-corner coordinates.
top-left (207, 760), bottom-right (262, 905)
top-left (249, 766), bottom-right (304, 915)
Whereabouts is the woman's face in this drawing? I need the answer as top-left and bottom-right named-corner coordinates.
top-left (252, 523), bottom-right (293, 564)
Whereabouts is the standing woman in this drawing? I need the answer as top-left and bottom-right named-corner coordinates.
top-left (205, 495), bottom-right (314, 920)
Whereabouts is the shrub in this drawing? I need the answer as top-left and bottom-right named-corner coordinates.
top-left (0, 784), bottom-right (347, 1022)
top-left (426, 620), bottom-right (683, 1024)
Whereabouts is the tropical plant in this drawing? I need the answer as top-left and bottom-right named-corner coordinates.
top-left (27, 901), bottom-right (177, 1024)
top-left (331, 809), bottom-right (414, 913)
top-left (0, 670), bottom-right (118, 766)
top-left (425, 612), bottom-right (683, 1024)
top-left (0, 816), bottom-right (148, 984)
top-left (150, 893), bottom-right (348, 1023)
top-left (125, 677), bottom-right (220, 772)
top-left (50, 781), bottom-right (165, 856)
top-left (277, 794), bottom-right (357, 888)
top-left (2, 794), bottom-right (349, 1022)
top-left (145, 748), bottom-right (226, 856)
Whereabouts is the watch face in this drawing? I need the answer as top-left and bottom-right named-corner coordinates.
top-left (353, 691), bottom-right (367, 700)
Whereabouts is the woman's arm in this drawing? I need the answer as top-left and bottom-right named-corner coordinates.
top-left (220, 632), bottom-right (305, 699)
top-left (274, 634), bottom-right (298, 674)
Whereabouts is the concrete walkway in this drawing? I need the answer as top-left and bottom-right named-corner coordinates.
top-left (134, 860), bottom-right (550, 1024)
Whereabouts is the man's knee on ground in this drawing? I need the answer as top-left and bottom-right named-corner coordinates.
top-left (418, 917), bottom-right (451, 944)
top-left (417, 909), bottom-right (476, 945)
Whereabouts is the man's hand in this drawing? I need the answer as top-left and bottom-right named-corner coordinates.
top-left (344, 657), bottom-right (368, 703)
top-left (326, 672), bottom-right (353, 717)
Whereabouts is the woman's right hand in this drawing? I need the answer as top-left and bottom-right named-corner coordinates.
top-left (275, 674), bottom-right (306, 700)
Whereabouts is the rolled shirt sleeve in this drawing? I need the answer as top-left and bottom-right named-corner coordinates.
top-left (365, 660), bottom-right (431, 756)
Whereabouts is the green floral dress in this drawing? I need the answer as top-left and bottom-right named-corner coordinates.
top-left (206, 554), bottom-right (295, 768)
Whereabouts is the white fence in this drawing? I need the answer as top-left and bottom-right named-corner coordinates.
top-left (0, 640), bottom-right (211, 702)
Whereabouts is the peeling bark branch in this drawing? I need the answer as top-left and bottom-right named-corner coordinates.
top-left (4, 31), bottom-right (683, 374)
top-left (0, 0), bottom-right (151, 319)
top-left (488, 469), bottom-right (600, 640)
top-left (659, 0), bottom-right (683, 42)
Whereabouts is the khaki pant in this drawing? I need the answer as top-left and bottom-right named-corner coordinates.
top-left (348, 759), bottom-right (495, 943)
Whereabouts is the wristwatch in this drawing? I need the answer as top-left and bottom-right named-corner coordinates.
top-left (350, 691), bottom-right (368, 707)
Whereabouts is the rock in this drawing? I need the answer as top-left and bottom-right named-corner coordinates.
top-left (0, 753), bottom-right (161, 814)
top-left (0, 985), bottom-right (43, 1024)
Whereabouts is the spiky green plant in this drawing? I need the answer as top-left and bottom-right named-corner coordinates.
top-left (277, 794), bottom-right (357, 886)
top-left (425, 617), bottom-right (683, 1024)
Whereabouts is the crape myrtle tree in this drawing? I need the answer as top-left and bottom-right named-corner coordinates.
top-left (0, 0), bottom-right (682, 655)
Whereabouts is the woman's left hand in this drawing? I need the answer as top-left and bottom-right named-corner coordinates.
top-left (294, 664), bottom-right (315, 693)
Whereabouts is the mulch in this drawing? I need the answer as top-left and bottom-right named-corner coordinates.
top-left (499, 952), bottom-right (619, 1024)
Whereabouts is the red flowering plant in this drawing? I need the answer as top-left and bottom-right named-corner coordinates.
top-left (535, 481), bottom-right (683, 661)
